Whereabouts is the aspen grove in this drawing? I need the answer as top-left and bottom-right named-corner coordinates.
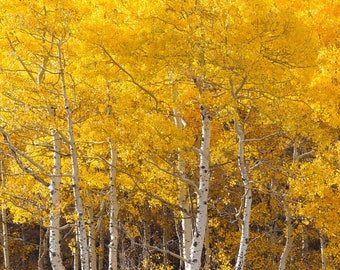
top-left (0, 0), bottom-right (340, 269)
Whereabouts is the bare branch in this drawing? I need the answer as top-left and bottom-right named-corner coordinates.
top-left (244, 132), bottom-right (279, 142)
top-left (146, 158), bottom-right (199, 193)
top-left (0, 128), bottom-right (49, 187)
top-left (133, 241), bottom-right (188, 263)
top-left (295, 150), bottom-right (314, 162)
top-left (100, 46), bottom-right (158, 110)
top-left (6, 36), bottom-right (36, 83)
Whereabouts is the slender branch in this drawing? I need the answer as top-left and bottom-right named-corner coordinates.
top-left (244, 132), bottom-right (279, 142)
top-left (118, 169), bottom-right (193, 216)
top-left (295, 150), bottom-right (314, 162)
top-left (6, 36), bottom-right (36, 83)
top-left (145, 158), bottom-right (199, 193)
top-left (0, 128), bottom-right (49, 187)
top-left (56, 130), bottom-right (71, 145)
top-left (132, 241), bottom-right (188, 263)
top-left (100, 46), bottom-right (158, 110)
top-left (49, 223), bottom-right (76, 231)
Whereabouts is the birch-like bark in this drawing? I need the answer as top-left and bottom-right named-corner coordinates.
top-left (108, 144), bottom-right (119, 270)
top-left (98, 225), bottom-right (104, 270)
top-left (173, 109), bottom-right (192, 269)
top-left (0, 161), bottom-right (10, 269)
top-left (57, 42), bottom-right (89, 270)
top-left (278, 196), bottom-right (293, 270)
top-left (74, 227), bottom-right (80, 270)
top-left (204, 222), bottom-right (211, 270)
top-left (49, 130), bottom-right (66, 270)
top-left (188, 105), bottom-right (211, 270)
top-left (162, 219), bottom-right (170, 266)
top-left (279, 142), bottom-right (300, 270)
top-left (320, 233), bottom-right (328, 269)
top-left (234, 121), bottom-right (252, 270)
top-left (301, 226), bottom-right (308, 263)
top-left (88, 205), bottom-right (97, 270)
top-left (142, 217), bottom-right (151, 268)
top-left (178, 184), bottom-right (192, 268)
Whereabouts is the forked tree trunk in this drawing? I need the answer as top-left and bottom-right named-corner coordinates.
top-left (188, 105), bottom-right (211, 270)
top-left (0, 161), bottom-right (10, 270)
top-left (49, 130), bottom-right (66, 270)
top-left (108, 144), bottom-right (119, 270)
top-left (234, 121), bottom-right (252, 270)
top-left (57, 42), bottom-right (89, 270)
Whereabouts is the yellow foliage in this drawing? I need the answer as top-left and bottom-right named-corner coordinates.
top-left (0, 0), bottom-right (339, 269)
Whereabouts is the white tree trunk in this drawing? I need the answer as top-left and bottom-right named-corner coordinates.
top-left (173, 109), bottom-right (192, 269)
top-left (279, 142), bottom-right (301, 270)
top-left (142, 213), bottom-right (151, 268)
top-left (98, 226), bottom-right (104, 270)
top-left (49, 130), bottom-right (66, 270)
top-left (188, 105), bottom-right (211, 270)
top-left (0, 161), bottom-right (10, 270)
top-left (74, 227), bottom-right (80, 270)
top-left (320, 233), bottom-right (328, 269)
top-left (204, 222), bottom-right (211, 270)
top-left (108, 144), bottom-right (119, 270)
top-left (57, 43), bottom-right (89, 270)
top-left (179, 184), bottom-right (192, 269)
top-left (278, 197), bottom-right (293, 270)
top-left (88, 205), bottom-right (97, 270)
top-left (234, 121), bottom-right (252, 270)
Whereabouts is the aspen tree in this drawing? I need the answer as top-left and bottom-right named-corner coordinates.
top-left (0, 161), bottom-right (10, 270)
top-left (172, 85), bottom-right (192, 269)
top-left (234, 121), bottom-right (252, 270)
top-left (188, 104), bottom-right (211, 270)
top-left (49, 130), bottom-right (65, 270)
top-left (57, 42), bottom-right (89, 270)
top-left (87, 203), bottom-right (97, 270)
top-left (108, 143), bottom-right (119, 270)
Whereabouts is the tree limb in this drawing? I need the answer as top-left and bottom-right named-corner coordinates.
top-left (100, 46), bottom-right (158, 110)
top-left (0, 128), bottom-right (49, 187)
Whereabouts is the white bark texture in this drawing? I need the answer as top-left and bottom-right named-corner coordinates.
top-left (108, 145), bottom-right (119, 270)
top-left (174, 109), bottom-right (192, 269)
top-left (234, 121), bottom-right (252, 270)
top-left (179, 184), bottom-right (192, 269)
top-left (49, 130), bottom-right (65, 270)
top-left (88, 205), bottom-right (97, 270)
top-left (279, 142), bottom-right (300, 270)
top-left (98, 227), bottom-right (104, 270)
top-left (58, 43), bottom-right (89, 270)
top-left (278, 197), bottom-right (293, 270)
top-left (188, 105), bottom-right (211, 270)
top-left (0, 161), bottom-right (10, 269)
top-left (74, 228), bottom-right (80, 270)
top-left (204, 223), bottom-right (211, 270)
